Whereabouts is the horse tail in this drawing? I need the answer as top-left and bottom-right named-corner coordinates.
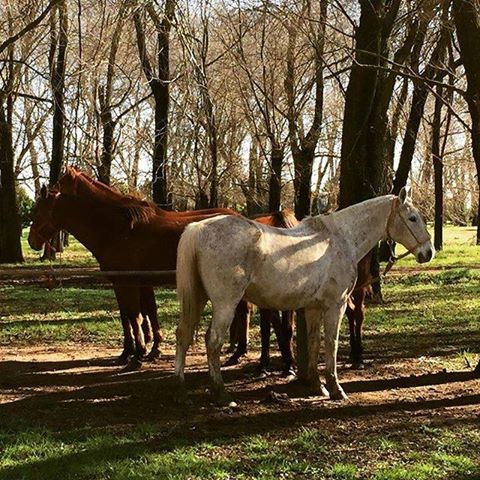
top-left (176, 223), bottom-right (206, 340)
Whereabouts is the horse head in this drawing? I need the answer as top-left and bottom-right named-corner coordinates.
top-left (387, 187), bottom-right (435, 264)
top-left (28, 185), bottom-right (60, 251)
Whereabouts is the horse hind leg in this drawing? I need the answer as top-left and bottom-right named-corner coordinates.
top-left (206, 302), bottom-right (240, 406)
top-left (174, 293), bottom-right (207, 404)
top-left (141, 286), bottom-right (163, 361)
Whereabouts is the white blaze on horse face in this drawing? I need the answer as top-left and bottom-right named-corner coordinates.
top-left (391, 196), bottom-right (435, 264)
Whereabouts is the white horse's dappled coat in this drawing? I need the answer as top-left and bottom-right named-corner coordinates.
top-left (174, 190), bottom-right (434, 404)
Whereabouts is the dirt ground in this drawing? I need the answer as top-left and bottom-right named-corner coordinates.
top-left (1, 344), bottom-right (478, 446)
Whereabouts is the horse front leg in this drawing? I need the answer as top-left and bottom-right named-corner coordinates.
top-left (223, 300), bottom-right (250, 366)
top-left (113, 283), bottom-right (135, 363)
top-left (304, 307), bottom-right (329, 397)
top-left (118, 310), bottom-right (135, 363)
top-left (324, 302), bottom-right (348, 400)
top-left (114, 285), bottom-right (145, 369)
top-left (259, 309), bottom-right (274, 373)
top-left (281, 310), bottom-right (295, 376)
top-left (348, 288), bottom-right (366, 369)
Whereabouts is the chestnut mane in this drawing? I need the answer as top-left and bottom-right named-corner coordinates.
top-left (75, 170), bottom-right (158, 226)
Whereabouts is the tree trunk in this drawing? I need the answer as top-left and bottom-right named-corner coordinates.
top-left (49, 0), bottom-right (68, 188)
top-left (134, 2), bottom-right (175, 207)
top-left (43, 0), bottom-right (68, 260)
top-left (268, 145), bottom-right (283, 212)
top-left (293, 148), bottom-right (315, 219)
top-left (98, 108), bottom-right (115, 185)
top-left (432, 85), bottom-right (443, 251)
top-left (453, 0), bottom-right (480, 245)
top-left (0, 99), bottom-right (23, 263)
top-left (392, 16), bottom-right (449, 194)
top-left (339, 0), bottom-right (401, 208)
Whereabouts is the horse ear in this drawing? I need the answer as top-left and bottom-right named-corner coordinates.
top-left (398, 187), bottom-right (408, 204)
top-left (40, 185), bottom-right (48, 199)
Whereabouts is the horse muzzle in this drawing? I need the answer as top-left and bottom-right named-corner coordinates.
top-left (415, 243), bottom-right (435, 264)
top-left (28, 231), bottom-right (45, 251)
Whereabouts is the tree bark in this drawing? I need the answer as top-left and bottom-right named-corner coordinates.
top-left (97, 2), bottom-right (128, 185)
top-left (0, 99), bottom-right (23, 263)
top-left (268, 145), bottom-right (283, 212)
top-left (0, 9), bottom-right (23, 263)
top-left (286, 0), bottom-right (327, 220)
top-left (453, 0), bottom-right (480, 245)
top-left (49, 0), bottom-right (68, 187)
top-left (134, 1), bottom-right (175, 207)
top-left (432, 85), bottom-right (444, 251)
top-left (339, 0), bottom-right (402, 208)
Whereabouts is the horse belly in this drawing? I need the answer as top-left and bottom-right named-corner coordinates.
top-left (244, 268), bottom-right (325, 311)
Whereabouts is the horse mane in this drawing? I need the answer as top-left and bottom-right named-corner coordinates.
top-left (77, 171), bottom-right (158, 225)
top-left (122, 204), bottom-right (157, 227)
top-left (251, 209), bottom-right (299, 228)
top-left (273, 209), bottom-right (299, 228)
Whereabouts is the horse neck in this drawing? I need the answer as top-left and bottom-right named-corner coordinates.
top-left (53, 195), bottom-right (113, 255)
top-left (326, 196), bottom-right (394, 263)
top-left (77, 178), bottom-right (122, 203)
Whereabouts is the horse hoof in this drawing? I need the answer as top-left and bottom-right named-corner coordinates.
top-left (223, 356), bottom-right (240, 367)
top-left (283, 369), bottom-right (296, 381)
top-left (116, 356), bottom-right (129, 365)
top-left (117, 349), bottom-right (134, 364)
top-left (350, 361), bottom-right (365, 370)
top-left (123, 358), bottom-right (143, 371)
top-left (308, 380), bottom-right (329, 397)
top-left (146, 348), bottom-right (161, 362)
top-left (258, 367), bottom-right (271, 379)
top-left (329, 388), bottom-right (348, 401)
top-left (214, 393), bottom-right (237, 408)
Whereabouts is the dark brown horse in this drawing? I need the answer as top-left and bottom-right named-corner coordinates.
top-left (29, 186), bottom-right (236, 365)
top-left (346, 251), bottom-right (374, 369)
top-left (56, 167), bottom-right (234, 362)
top-left (225, 210), bottom-right (299, 375)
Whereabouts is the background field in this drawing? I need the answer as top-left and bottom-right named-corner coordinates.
top-left (0, 226), bottom-right (479, 480)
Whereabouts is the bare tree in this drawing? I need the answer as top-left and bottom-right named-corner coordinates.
top-left (453, 0), bottom-right (480, 244)
top-left (0, 4), bottom-right (24, 263)
top-left (133, 0), bottom-right (176, 206)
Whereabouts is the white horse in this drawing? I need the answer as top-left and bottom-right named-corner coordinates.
top-left (174, 188), bottom-right (434, 405)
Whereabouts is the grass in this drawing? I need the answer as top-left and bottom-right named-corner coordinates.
top-left (0, 225), bottom-right (479, 479)
top-left (0, 421), bottom-right (478, 479)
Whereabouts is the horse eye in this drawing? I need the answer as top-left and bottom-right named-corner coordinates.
top-left (409, 216), bottom-right (417, 222)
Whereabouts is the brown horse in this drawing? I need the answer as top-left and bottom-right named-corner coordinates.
top-left (29, 186), bottom-right (236, 365)
top-left (225, 210), bottom-right (299, 375)
top-left (346, 251), bottom-right (375, 369)
top-left (56, 167), bottom-right (234, 361)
